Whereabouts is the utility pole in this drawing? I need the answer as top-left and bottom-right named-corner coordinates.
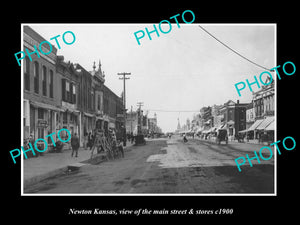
top-left (137, 102), bottom-right (144, 135)
top-left (118, 72), bottom-right (131, 146)
top-left (130, 105), bottom-right (133, 134)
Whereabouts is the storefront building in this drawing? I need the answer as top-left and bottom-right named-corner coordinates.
top-left (219, 100), bottom-right (248, 137)
top-left (23, 26), bottom-right (62, 150)
top-left (75, 64), bottom-right (94, 146)
top-left (56, 57), bottom-right (80, 144)
top-left (23, 26), bottom-right (127, 150)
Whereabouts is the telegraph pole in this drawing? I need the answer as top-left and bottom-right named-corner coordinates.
top-left (118, 72), bottom-right (131, 146)
top-left (130, 105), bottom-right (133, 134)
top-left (137, 102), bottom-right (144, 134)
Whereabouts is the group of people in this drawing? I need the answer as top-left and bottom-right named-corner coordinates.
top-left (70, 128), bottom-right (124, 159)
top-left (23, 134), bottom-right (65, 159)
top-left (23, 129), bottom-right (125, 159)
top-left (126, 132), bottom-right (135, 144)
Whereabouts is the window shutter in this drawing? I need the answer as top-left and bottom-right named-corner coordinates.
top-left (69, 83), bottom-right (72, 103)
top-left (73, 84), bottom-right (76, 104)
top-left (62, 79), bottom-right (66, 101)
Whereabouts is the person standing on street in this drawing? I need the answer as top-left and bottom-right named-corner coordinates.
top-left (183, 133), bottom-right (188, 143)
top-left (71, 133), bottom-right (80, 157)
top-left (117, 140), bottom-right (124, 158)
top-left (83, 132), bottom-right (88, 150)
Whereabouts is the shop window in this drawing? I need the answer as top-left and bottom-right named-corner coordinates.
top-left (38, 108), bottom-right (44, 119)
top-left (73, 115), bottom-right (77, 123)
top-left (63, 111), bottom-right (68, 123)
top-left (38, 127), bottom-right (44, 139)
top-left (70, 113), bottom-right (73, 123)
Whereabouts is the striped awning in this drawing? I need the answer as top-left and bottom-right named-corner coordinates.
top-left (196, 127), bottom-right (204, 132)
top-left (238, 129), bottom-right (248, 133)
top-left (84, 112), bottom-right (95, 117)
top-left (30, 100), bottom-right (64, 112)
top-left (61, 106), bottom-right (80, 114)
top-left (265, 120), bottom-right (275, 131)
top-left (217, 124), bottom-right (226, 130)
top-left (256, 116), bottom-right (274, 130)
top-left (247, 119), bottom-right (264, 131)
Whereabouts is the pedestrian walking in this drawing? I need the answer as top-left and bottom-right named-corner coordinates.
top-left (71, 133), bottom-right (80, 157)
top-left (117, 140), bottom-right (124, 158)
top-left (88, 132), bottom-right (95, 150)
top-left (183, 134), bottom-right (188, 143)
top-left (83, 132), bottom-right (88, 150)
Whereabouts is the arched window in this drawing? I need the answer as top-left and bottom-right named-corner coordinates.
top-left (34, 61), bottom-right (39, 94)
top-left (49, 70), bottom-right (54, 98)
top-left (42, 66), bottom-right (47, 96)
top-left (24, 56), bottom-right (30, 91)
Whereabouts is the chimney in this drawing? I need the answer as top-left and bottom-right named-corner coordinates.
top-left (237, 100), bottom-right (240, 105)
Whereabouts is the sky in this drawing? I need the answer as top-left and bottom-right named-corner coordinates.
top-left (27, 23), bottom-right (275, 133)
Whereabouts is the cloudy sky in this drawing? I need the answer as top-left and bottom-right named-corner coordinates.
top-left (27, 23), bottom-right (275, 132)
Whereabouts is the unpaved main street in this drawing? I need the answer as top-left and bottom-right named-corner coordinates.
top-left (25, 136), bottom-right (274, 194)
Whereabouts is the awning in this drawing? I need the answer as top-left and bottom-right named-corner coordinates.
top-left (227, 120), bottom-right (235, 125)
top-left (209, 127), bottom-right (218, 132)
top-left (202, 129), bottom-right (211, 134)
top-left (196, 127), bottom-right (204, 133)
top-left (61, 107), bottom-right (80, 114)
top-left (84, 112), bottom-right (95, 118)
top-left (191, 126), bottom-right (198, 132)
top-left (217, 124), bottom-right (226, 130)
top-left (256, 116), bottom-right (274, 130)
top-left (238, 129), bottom-right (248, 133)
top-left (247, 119), bottom-right (264, 131)
top-left (265, 120), bottom-right (275, 131)
top-left (30, 100), bottom-right (64, 112)
top-left (109, 122), bottom-right (115, 128)
top-left (204, 119), bottom-right (211, 125)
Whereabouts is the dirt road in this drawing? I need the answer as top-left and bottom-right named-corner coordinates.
top-left (25, 136), bottom-right (274, 194)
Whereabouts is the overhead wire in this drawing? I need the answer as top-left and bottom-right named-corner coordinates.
top-left (198, 25), bottom-right (272, 72)
top-left (146, 109), bottom-right (200, 113)
top-left (135, 26), bottom-right (274, 115)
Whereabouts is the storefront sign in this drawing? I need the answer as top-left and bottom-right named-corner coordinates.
top-left (103, 115), bottom-right (109, 121)
top-left (62, 101), bottom-right (76, 110)
top-left (37, 119), bottom-right (48, 128)
top-left (109, 122), bottom-right (115, 128)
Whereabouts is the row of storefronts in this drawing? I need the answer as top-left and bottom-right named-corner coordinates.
top-left (22, 25), bottom-right (124, 150)
top-left (178, 79), bottom-right (275, 143)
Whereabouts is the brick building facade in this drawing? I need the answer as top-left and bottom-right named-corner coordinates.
top-left (23, 25), bottom-right (62, 149)
top-left (23, 25), bottom-right (124, 150)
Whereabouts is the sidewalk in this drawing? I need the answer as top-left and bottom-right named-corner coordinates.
top-left (194, 136), bottom-right (272, 146)
top-left (23, 141), bottom-right (135, 189)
